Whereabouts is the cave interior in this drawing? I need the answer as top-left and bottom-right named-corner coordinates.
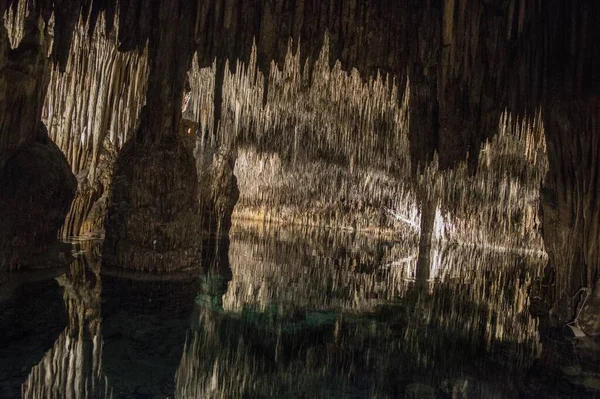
top-left (1, 0), bottom-right (600, 397)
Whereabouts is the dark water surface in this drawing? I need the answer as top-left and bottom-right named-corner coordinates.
top-left (1, 223), bottom-right (599, 398)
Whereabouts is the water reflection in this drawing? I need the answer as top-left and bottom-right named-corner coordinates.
top-left (21, 242), bottom-right (110, 398)
top-left (0, 224), bottom-right (597, 398)
top-left (176, 224), bottom-right (546, 398)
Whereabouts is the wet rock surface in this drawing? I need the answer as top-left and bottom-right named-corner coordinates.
top-left (0, 127), bottom-right (76, 271)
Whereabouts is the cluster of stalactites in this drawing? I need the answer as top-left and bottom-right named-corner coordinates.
top-left (41, 12), bottom-right (148, 180)
top-left (188, 36), bottom-right (410, 175)
top-left (423, 110), bottom-right (548, 250)
top-left (2, 1), bottom-right (149, 178)
top-left (187, 33), bottom-right (548, 250)
top-left (4, 0), bottom-right (598, 117)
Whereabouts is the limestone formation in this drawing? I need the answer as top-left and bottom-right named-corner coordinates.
top-left (195, 143), bottom-right (240, 236)
top-left (43, 14), bottom-right (148, 238)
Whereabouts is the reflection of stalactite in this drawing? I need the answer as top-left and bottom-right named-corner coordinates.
top-left (224, 224), bottom-right (543, 355)
top-left (177, 258), bottom-right (541, 398)
top-left (225, 224), bottom-right (411, 313)
top-left (22, 243), bottom-right (112, 399)
top-left (176, 320), bottom-right (260, 398)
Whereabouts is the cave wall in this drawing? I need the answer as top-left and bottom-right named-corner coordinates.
top-left (542, 94), bottom-right (600, 328)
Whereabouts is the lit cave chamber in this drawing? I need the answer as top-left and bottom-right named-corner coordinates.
top-left (1, 1), bottom-right (599, 398)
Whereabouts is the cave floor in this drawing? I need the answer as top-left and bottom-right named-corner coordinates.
top-left (0, 223), bottom-right (598, 398)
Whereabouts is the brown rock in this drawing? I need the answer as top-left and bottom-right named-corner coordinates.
top-left (0, 125), bottom-right (76, 271)
top-left (102, 136), bottom-right (203, 272)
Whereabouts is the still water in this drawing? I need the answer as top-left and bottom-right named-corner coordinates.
top-left (0, 223), bottom-right (598, 398)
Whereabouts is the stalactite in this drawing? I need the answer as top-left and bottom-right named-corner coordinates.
top-left (42, 11), bottom-right (148, 237)
top-left (3, 0), bottom-right (29, 48)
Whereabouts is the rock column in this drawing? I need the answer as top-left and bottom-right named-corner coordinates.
top-left (542, 94), bottom-right (600, 334)
top-left (102, 0), bottom-right (202, 272)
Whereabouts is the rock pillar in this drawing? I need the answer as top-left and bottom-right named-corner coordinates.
top-left (103, 0), bottom-right (202, 272)
top-left (542, 94), bottom-right (600, 334)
